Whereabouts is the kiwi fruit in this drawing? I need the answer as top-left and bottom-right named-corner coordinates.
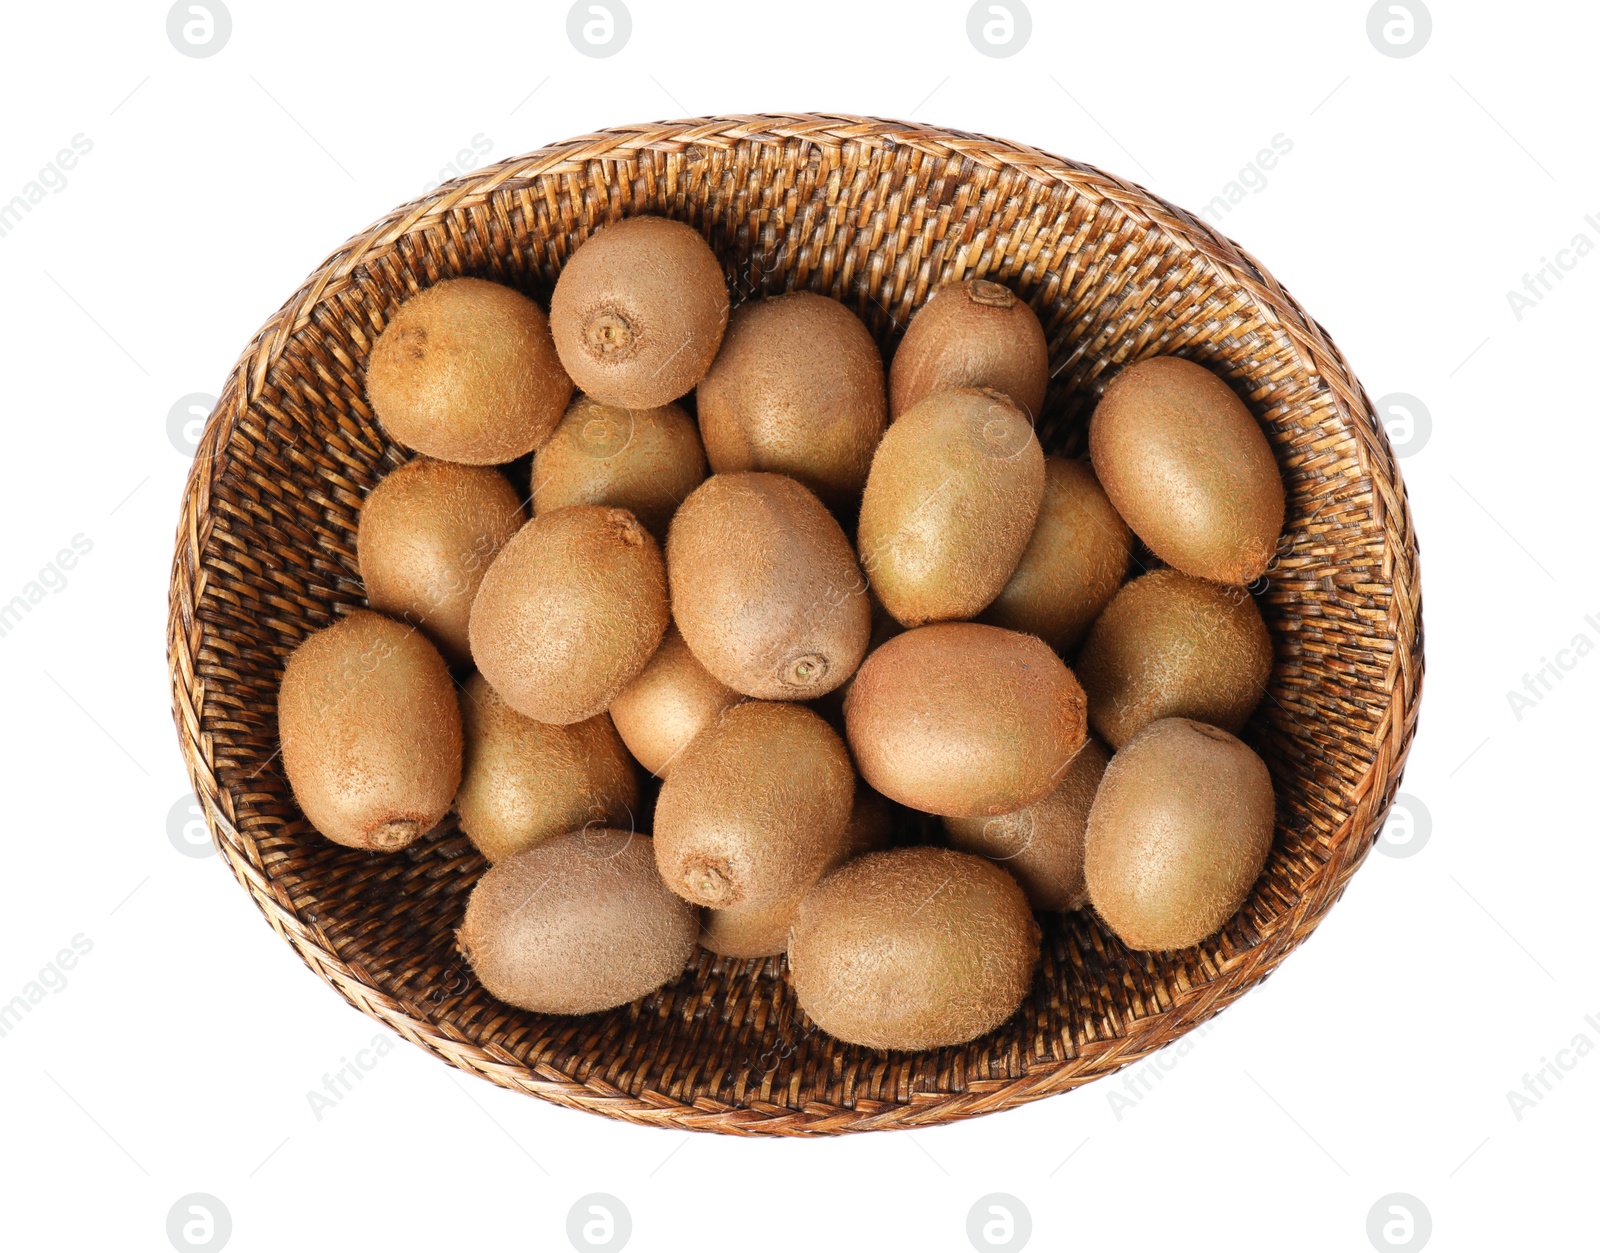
top-left (455, 672), bottom-right (638, 863)
top-left (653, 701), bottom-right (853, 909)
top-left (607, 624), bottom-right (742, 776)
top-left (978, 457), bottom-right (1132, 654)
top-left (889, 279), bottom-right (1049, 421)
top-left (788, 846), bottom-right (1040, 1051)
top-left (667, 472), bottom-right (870, 700)
top-left (699, 782), bottom-right (894, 959)
top-left (809, 590), bottom-right (903, 734)
top-left (355, 459), bottom-right (525, 667)
top-left (845, 622), bottom-right (1086, 818)
top-left (1089, 356), bottom-right (1285, 585)
top-left (696, 292), bottom-right (887, 512)
top-left (457, 828), bottom-right (698, 1014)
top-left (1084, 717), bottom-right (1274, 951)
top-left (857, 388), bottom-right (1045, 626)
top-left (549, 216), bottom-right (728, 409)
top-left (1076, 568), bottom-right (1272, 749)
top-left (469, 505), bottom-right (668, 725)
top-left (277, 609), bottom-right (461, 851)
top-left (366, 277), bottom-right (572, 464)
top-left (943, 736), bottom-right (1108, 911)
top-left (531, 395), bottom-right (706, 542)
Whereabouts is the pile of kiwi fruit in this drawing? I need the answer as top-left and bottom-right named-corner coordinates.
top-left (278, 217), bottom-right (1287, 1053)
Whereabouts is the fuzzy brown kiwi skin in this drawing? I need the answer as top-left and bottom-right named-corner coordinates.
top-left (696, 292), bottom-right (887, 513)
top-left (653, 701), bottom-right (854, 910)
top-left (1084, 717), bottom-right (1274, 952)
top-left (366, 277), bottom-right (572, 465)
top-left (943, 735), bottom-right (1109, 912)
top-left (889, 279), bottom-right (1050, 422)
top-left (356, 458), bottom-right (525, 668)
top-left (607, 625), bottom-right (742, 777)
top-left (277, 610), bottom-right (462, 851)
top-left (531, 395), bottom-right (707, 543)
top-left (978, 457), bottom-right (1132, 655)
top-left (455, 672), bottom-right (639, 863)
top-left (1089, 356), bottom-right (1285, 585)
top-left (857, 388), bottom-right (1045, 627)
top-left (787, 846), bottom-right (1040, 1051)
top-left (667, 472), bottom-right (871, 701)
top-left (548, 217), bottom-right (729, 409)
top-left (457, 828), bottom-right (698, 1015)
top-left (844, 622), bottom-right (1087, 819)
top-left (699, 782), bottom-right (895, 958)
top-left (1076, 568), bottom-right (1272, 749)
top-left (468, 505), bottom-right (669, 726)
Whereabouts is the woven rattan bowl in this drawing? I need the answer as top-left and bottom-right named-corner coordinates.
top-left (168, 114), bottom-right (1422, 1136)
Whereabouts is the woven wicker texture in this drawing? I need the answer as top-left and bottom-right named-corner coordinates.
top-left (167, 114), bottom-right (1422, 1136)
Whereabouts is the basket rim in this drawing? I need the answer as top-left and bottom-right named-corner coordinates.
top-left (166, 112), bottom-right (1423, 1137)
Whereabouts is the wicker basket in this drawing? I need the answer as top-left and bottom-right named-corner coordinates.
top-left (167, 114), bottom-right (1422, 1136)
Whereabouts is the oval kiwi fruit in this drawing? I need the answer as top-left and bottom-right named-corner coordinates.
top-left (607, 624), bottom-right (742, 776)
top-left (667, 472), bottom-right (870, 700)
top-left (356, 458), bottom-right (525, 667)
top-left (1084, 717), bottom-right (1274, 951)
top-left (653, 701), bottom-right (853, 909)
top-left (455, 672), bottom-right (638, 863)
top-left (889, 278), bottom-right (1049, 421)
top-left (469, 505), bottom-right (668, 725)
top-left (696, 292), bottom-right (887, 512)
top-left (857, 388), bottom-right (1045, 626)
top-left (365, 277), bottom-right (572, 464)
top-left (531, 395), bottom-right (706, 542)
top-left (699, 782), bottom-right (894, 959)
top-left (943, 736), bottom-right (1108, 911)
top-left (978, 457), bottom-right (1132, 654)
top-left (1089, 356), bottom-right (1285, 584)
top-left (845, 622), bottom-right (1086, 818)
top-left (277, 609), bottom-right (461, 851)
top-left (458, 828), bottom-right (697, 1014)
top-left (1076, 568), bottom-right (1272, 749)
top-left (549, 216), bottom-right (728, 408)
top-left (788, 846), bottom-right (1040, 1050)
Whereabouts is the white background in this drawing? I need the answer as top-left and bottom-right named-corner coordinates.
top-left (1, 1), bottom-right (1593, 1250)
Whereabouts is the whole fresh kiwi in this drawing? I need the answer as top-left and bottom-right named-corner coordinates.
top-left (943, 736), bottom-right (1109, 911)
top-left (857, 388), bottom-right (1045, 626)
top-left (455, 673), bottom-right (638, 863)
top-left (356, 458), bottom-right (525, 666)
top-left (366, 277), bottom-right (571, 464)
top-left (607, 624), bottom-right (742, 776)
top-left (979, 458), bottom-right (1131, 654)
top-left (1084, 718), bottom-right (1274, 951)
top-left (667, 472), bottom-right (870, 700)
top-left (549, 216), bottom-right (728, 408)
top-left (696, 292), bottom-right (887, 512)
top-left (1076, 568), bottom-right (1272, 749)
top-left (889, 278), bottom-right (1049, 421)
top-left (845, 622), bottom-right (1086, 818)
top-left (469, 505), bottom-right (668, 724)
top-left (653, 701), bottom-right (853, 909)
top-left (277, 610), bottom-right (461, 851)
top-left (458, 828), bottom-right (697, 1014)
top-left (1090, 356), bottom-right (1285, 584)
top-left (531, 395), bottom-right (706, 542)
top-left (700, 782), bottom-right (894, 959)
top-left (788, 846), bottom-right (1040, 1051)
